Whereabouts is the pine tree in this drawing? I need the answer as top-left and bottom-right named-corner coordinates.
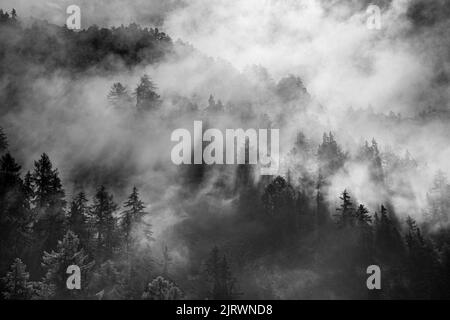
top-left (11, 9), bottom-right (17, 21)
top-left (317, 132), bottom-right (346, 178)
top-left (40, 231), bottom-right (94, 299)
top-left (134, 75), bottom-right (160, 111)
top-left (427, 170), bottom-right (450, 226)
top-left (205, 247), bottom-right (236, 299)
top-left (1, 258), bottom-right (35, 300)
top-left (405, 216), bottom-right (422, 249)
top-left (108, 82), bottom-right (131, 107)
top-left (355, 204), bottom-right (374, 263)
top-left (316, 175), bottom-right (329, 226)
top-left (370, 138), bottom-right (384, 183)
top-left (142, 276), bottom-right (183, 300)
top-left (31, 153), bottom-right (66, 252)
top-left (31, 153), bottom-right (65, 209)
top-left (206, 95), bottom-right (224, 113)
top-left (208, 94), bottom-right (216, 109)
top-left (67, 192), bottom-right (90, 248)
top-left (162, 245), bottom-right (172, 277)
top-left (23, 171), bottom-right (33, 210)
top-left (355, 204), bottom-right (372, 227)
top-left (404, 216), bottom-right (439, 298)
top-left (262, 176), bottom-right (296, 215)
top-left (0, 127), bottom-right (7, 152)
top-left (0, 153), bottom-right (31, 271)
top-left (91, 186), bottom-right (118, 260)
top-left (121, 186), bottom-right (146, 254)
top-left (90, 260), bottom-right (124, 300)
top-left (374, 205), bottom-right (404, 263)
top-left (335, 190), bottom-right (355, 227)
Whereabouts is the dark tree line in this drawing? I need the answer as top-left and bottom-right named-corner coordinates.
top-left (0, 9), bottom-right (172, 73)
top-left (0, 127), bottom-right (190, 299)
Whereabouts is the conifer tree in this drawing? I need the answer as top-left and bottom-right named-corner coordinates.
top-left (134, 75), bottom-right (160, 111)
top-left (108, 82), bottom-right (131, 107)
top-left (40, 231), bottom-right (93, 299)
top-left (0, 127), bottom-right (7, 152)
top-left (317, 132), bottom-right (346, 178)
top-left (355, 204), bottom-right (374, 263)
top-left (404, 216), bottom-right (440, 298)
top-left (91, 186), bottom-right (118, 260)
top-left (121, 186), bottom-right (146, 253)
top-left (31, 153), bottom-right (66, 251)
top-left (1, 258), bottom-right (35, 300)
top-left (162, 245), bottom-right (172, 277)
top-left (142, 276), bottom-right (183, 300)
top-left (355, 204), bottom-right (372, 227)
top-left (90, 260), bottom-right (124, 300)
top-left (205, 247), bottom-right (236, 299)
top-left (335, 190), bottom-right (355, 227)
top-left (67, 192), bottom-right (90, 248)
top-left (23, 171), bottom-right (33, 210)
top-left (0, 153), bottom-right (31, 271)
top-left (10, 9), bottom-right (17, 22)
top-left (374, 205), bottom-right (404, 263)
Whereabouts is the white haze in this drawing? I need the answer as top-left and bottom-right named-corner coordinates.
top-left (2, 0), bottom-right (450, 266)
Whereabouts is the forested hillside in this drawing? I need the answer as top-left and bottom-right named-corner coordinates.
top-left (1, 9), bottom-right (450, 300)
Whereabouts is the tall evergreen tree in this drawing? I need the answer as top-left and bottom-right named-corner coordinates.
top-left (108, 82), bottom-right (132, 107)
top-left (10, 9), bottom-right (17, 22)
top-left (142, 276), bottom-right (183, 300)
top-left (0, 153), bottom-right (31, 273)
top-left (0, 127), bottom-right (7, 152)
top-left (90, 260), bottom-right (124, 300)
top-left (31, 153), bottom-right (66, 252)
top-left (317, 132), bottom-right (346, 178)
top-left (67, 192), bottom-right (90, 248)
top-left (22, 171), bottom-right (33, 210)
top-left (404, 216), bottom-right (441, 298)
top-left (121, 186), bottom-right (146, 254)
top-left (1, 258), bottom-right (35, 300)
top-left (355, 204), bottom-right (372, 227)
top-left (354, 204), bottom-right (374, 263)
top-left (134, 74), bottom-right (160, 111)
top-left (205, 247), bottom-right (237, 300)
top-left (91, 186), bottom-right (118, 261)
top-left (162, 245), bottom-right (172, 277)
top-left (335, 190), bottom-right (355, 227)
top-left (40, 231), bottom-right (94, 299)
top-left (374, 205), bottom-right (404, 263)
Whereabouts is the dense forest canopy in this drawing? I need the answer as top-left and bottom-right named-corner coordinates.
top-left (1, 2), bottom-right (450, 300)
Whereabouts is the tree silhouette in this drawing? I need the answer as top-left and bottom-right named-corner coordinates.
top-left (40, 231), bottom-right (93, 299)
top-left (108, 82), bottom-right (132, 108)
top-left (205, 247), bottom-right (237, 300)
top-left (335, 190), bottom-right (355, 227)
top-left (121, 186), bottom-right (146, 254)
top-left (91, 186), bottom-right (118, 260)
top-left (134, 75), bottom-right (160, 111)
top-left (1, 258), bottom-right (35, 299)
top-left (31, 153), bottom-right (66, 252)
top-left (0, 127), bottom-right (7, 152)
top-left (142, 276), bottom-right (183, 300)
top-left (67, 192), bottom-right (90, 249)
